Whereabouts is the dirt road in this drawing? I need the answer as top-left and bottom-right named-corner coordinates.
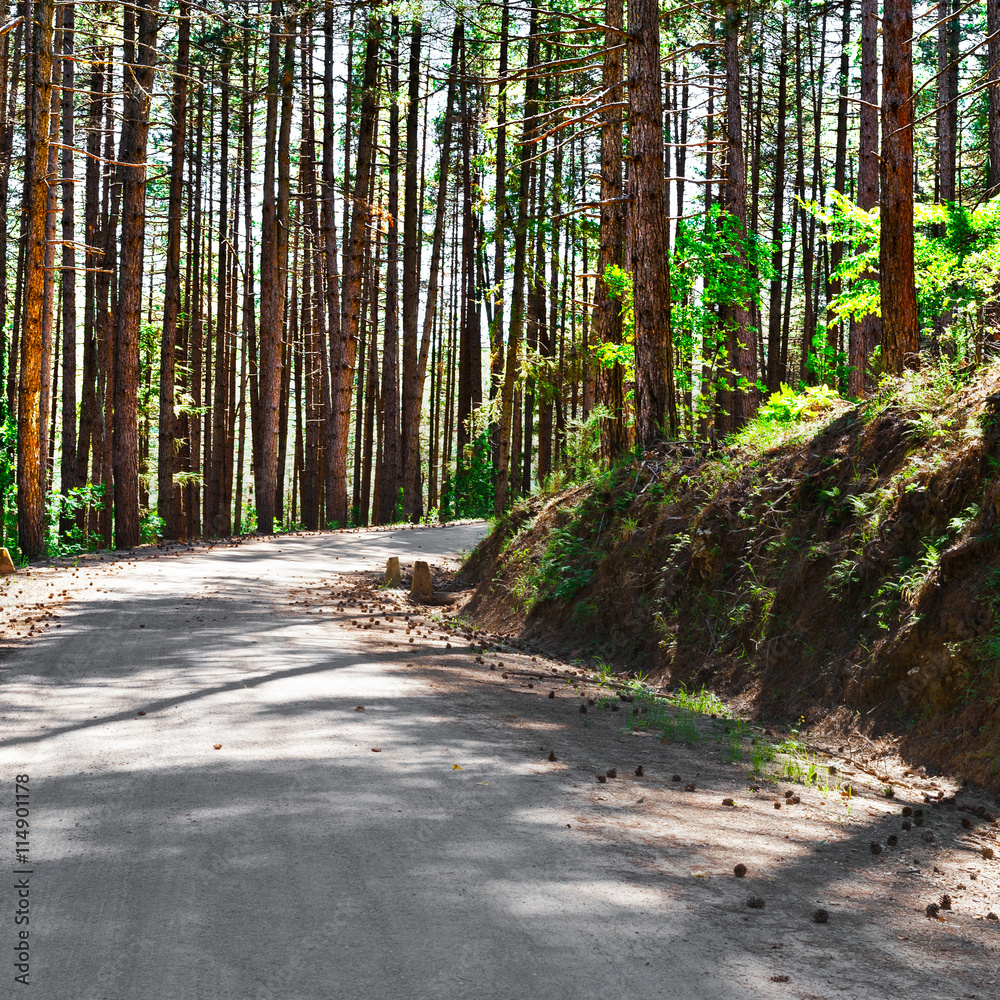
top-left (1, 524), bottom-right (997, 999)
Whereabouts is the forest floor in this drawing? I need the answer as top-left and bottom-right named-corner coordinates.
top-left (0, 523), bottom-right (997, 999)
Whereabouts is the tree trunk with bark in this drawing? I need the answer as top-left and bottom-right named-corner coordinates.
top-left (627, 0), bottom-right (676, 446)
top-left (596, 0), bottom-right (627, 460)
top-left (721, 1), bottom-right (755, 429)
top-left (880, 0), bottom-right (919, 374)
top-left (329, 18), bottom-right (381, 529)
top-left (17, 0), bottom-right (54, 560)
top-left (113, 1), bottom-right (159, 549)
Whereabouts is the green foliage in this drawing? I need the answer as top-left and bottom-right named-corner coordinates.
top-left (530, 525), bottom-right (594, 603)
top-left (757, 384), bottom-right (842, 424)
top-left (0, 414), bottom-right (15, 553)
top-left (590, 266), bottom-right (635, 379)
top-left (141, 510), bottom-right (165, 544)
top-left (812, 192), bottom-right (1000, 354)
top-left (440, 431), bottom-right (495, 522)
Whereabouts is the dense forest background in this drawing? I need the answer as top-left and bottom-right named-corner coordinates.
top-left (2, 0), bottom-right (998, 562)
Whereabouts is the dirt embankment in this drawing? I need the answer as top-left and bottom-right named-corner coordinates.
top-left (461, 366), bottom-right (1000, 794)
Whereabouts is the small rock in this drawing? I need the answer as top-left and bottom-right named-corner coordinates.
top-left (747, 895), bottom-right (765, 910)
top-left (733, 863), bottom-right (747, 878)
top-left (813, 908), bottom-right (829, 924)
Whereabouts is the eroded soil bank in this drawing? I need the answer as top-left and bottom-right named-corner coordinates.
top-left (460, 365), bottom-right (1000, 796)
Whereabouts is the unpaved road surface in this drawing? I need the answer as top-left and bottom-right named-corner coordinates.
top-left (1, 524), bottom-right (998, 1000)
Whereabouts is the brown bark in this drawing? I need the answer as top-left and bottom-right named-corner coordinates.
top-left (401, 20), bottom-right (423, 521)
top-left (937, 0), bottom-right (956, 205)
top-left (628, 0), bottom-right (676, 445)
top-left (989, 0), bottom-right (1000, 195)
top-left (595, 0), bottom-right (627, 461)
top-left (766, 17), bottom-right (788, 394)
top-left (329, 18), bottom-right (381, 529)
top-left (375, 18), bottom-right (401, 526)
top-left (827, 0), bottom-right (852, 370)
top-left (881, 0), bottom-right (919, 374)
top-left (457, 23), bottom-right (479, 460)
top-left (113, 0), bottom-right (159, 549)
top-left (495, 8), bottom-right (539, 513)
top-left (58, 2), bottom-right (78, 530)
top-left (255, 4), bottom-right (293, 533)
top-left (851, 0), bottom-right (881, 397)
top-left (158, 0), bottom-right (189, 539)
top-left (17, 0), bottom-right (54, 560)
top-left (721, 1), bottom-right (755, 430)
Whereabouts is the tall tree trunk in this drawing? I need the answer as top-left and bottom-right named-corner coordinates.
top-left (17, 0), bottom-right (54, 560)
top-left (159, 0), bottom-right (189, 539)
top-left (488, 3), bottom-right (509, 485)
top-left (628, 0), bottom-right (676, 446)
top-left (113, 1), bottom-right (159, 549)
top-left (495, 7), bottom-right (539, 513)
top-left (408, 25), bottom-right (458, 518)
top-left (937, 0), bottom-right (956, 205)
top-left (722, 1), bottom-right (755, 429)
top-left (596, 0), bottom-right (627, 460)
top-left (766, 17), bottom-right (788, 394)
top-left (401, 19), bottom-right (423, 521)
top-left (329, 17), bottom-right (381, 528)
top-left (988, 0), bottom-right (1000, 195)
top-left (826, 0), bottom-right (851, 373)
top-left (255, 4), bottom-right (292, 533)
top-left (321, 2), bottom-right (341, 528)
top-left (58, 1), bottom-right (78, 532)
top-left (851, 0), bottom-right (881, 397)
top-left (456, 23), bottom-right (480, 462)
top-left (375, 18), bottom-right (401, 525)
top-left (208, 51), bottom-right (231, 536)
top-left (881, 0), bottom-right (918, 373)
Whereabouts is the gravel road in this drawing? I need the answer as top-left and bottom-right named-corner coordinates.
top-left (1, 523), bottom-right (997, 999)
